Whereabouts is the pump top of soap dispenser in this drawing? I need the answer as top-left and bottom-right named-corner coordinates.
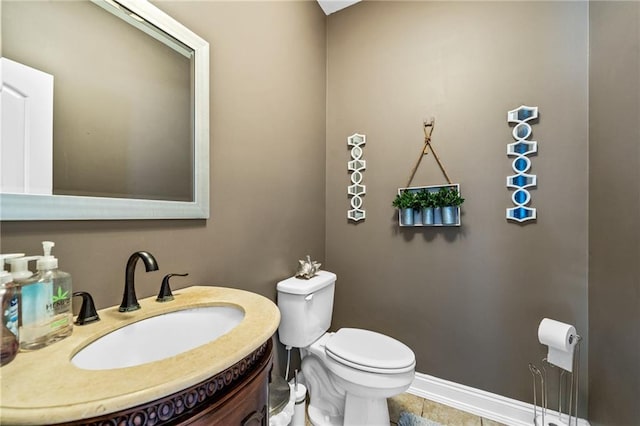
top-left (0, 270), bottom-right (11, 286)
top-left (6, 256), bottom-right (39, 281)
top-left (0, 254), bottom-right (25, 286)
top-left (37, 241), bottom-right (58, 271)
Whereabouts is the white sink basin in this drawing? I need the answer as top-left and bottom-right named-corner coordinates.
top-left (72, 306), bottom-right (245, 370)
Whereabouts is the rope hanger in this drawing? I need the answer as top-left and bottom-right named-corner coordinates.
top-left (405, 118), bottom-right (453, 188)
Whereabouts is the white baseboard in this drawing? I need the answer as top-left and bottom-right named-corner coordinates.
top-left (407, 372), bottom-right (590, 426)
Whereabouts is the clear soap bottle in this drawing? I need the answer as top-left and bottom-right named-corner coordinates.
top-left (19, 242), bottom-right (73, 350)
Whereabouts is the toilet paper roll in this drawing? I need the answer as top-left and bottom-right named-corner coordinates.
top-left (537, 318), bottom-right (577, 372)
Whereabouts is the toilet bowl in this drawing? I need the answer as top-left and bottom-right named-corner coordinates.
top-left (303, 329), bottom-right (415, 426)
top-left (277, 271), bottom-right (416, 426)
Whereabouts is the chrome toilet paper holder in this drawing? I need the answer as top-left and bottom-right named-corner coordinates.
top-left (528, 334), bottom-right (582, 426)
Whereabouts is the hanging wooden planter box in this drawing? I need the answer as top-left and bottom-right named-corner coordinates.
top-left (393, 118), bottom-right (464, 228)
top-left (396, 183), bottom-right (462, 227)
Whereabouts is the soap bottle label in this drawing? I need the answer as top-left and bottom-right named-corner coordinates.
top-left (5, 293), bottom-right (19, 338)
top-left (51, 283), bottom-right (71, 330)
top-left (19, 280), bottom-right (54, 348)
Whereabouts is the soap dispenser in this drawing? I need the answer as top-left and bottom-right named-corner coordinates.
top-left (39, 241), bottom-right (73, 345)
top-left (0, 253), bottom-right (25, 366)
top-left (18, 242), bottom-right (73, 350)
top-left (6, 256), bottom-right (39, 282)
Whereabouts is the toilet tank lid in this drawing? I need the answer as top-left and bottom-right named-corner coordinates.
top-left (277, 270), bottom-right (336, 295)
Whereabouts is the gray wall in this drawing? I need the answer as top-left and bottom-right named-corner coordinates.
top-left (325, 0), bottom-right (589, 408)
top-left (588, 2), bottom-right (640, 425)
top-left (0, 0), bottom-right (327, 311)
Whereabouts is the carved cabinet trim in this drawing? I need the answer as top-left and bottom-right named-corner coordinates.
top-left (61, 339), bottom-right (272, 426)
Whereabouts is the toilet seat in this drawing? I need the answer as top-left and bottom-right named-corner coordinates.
top-left (325, 328), bottom-right (415, 374)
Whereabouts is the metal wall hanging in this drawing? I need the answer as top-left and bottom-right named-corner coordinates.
top-left (347, 133), bottom-right (366, 222)
top-left (395, 118), bottom-right (463, 227)
top-left (506, 105), bottom-right (538, 222)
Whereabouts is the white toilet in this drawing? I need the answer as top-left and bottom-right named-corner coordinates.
top-left (277, 270), bottom-right (416, 426)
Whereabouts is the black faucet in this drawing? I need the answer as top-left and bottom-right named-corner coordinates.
top-left (73, 291), bottom-right (100, 325)
top-left (119, 251), bottom-right (159, 312)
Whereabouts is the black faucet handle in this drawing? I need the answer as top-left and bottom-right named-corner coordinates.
top-left (157, 273), bottom-right (189, 302)
top-left (73, 291), bottom-right (100, 325)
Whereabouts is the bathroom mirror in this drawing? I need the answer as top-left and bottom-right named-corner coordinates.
top-left (0, 0), bottom-right (209, 220)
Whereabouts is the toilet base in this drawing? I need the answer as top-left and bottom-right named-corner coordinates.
top-left (308, 393), bottom-right (389, 426)
top-left (307, 394), bottom-right (390, 426)
top-left (308, 404), bottom-right (343, 426)
top-left (343, 393), bottom-right (390, 426)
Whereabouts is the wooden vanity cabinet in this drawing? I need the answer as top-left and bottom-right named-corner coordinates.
top-left (60, 339), bottom-right (273, 426)
top-left (177, 339), bottom-right (272, 426)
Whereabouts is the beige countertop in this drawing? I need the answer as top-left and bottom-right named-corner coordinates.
top-left (0, 286), bottom-right (280, 425)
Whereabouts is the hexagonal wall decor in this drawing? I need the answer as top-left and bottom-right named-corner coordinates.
top-left (347, 133), bottom-right (366, 221)
top-left (506, 105), bottom-right (538, 222)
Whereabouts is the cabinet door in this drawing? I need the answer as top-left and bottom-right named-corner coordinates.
top-left (241, 406), bottom-right (267, 426)
top-left (186, 363), bottom-right (270, 425)
top-left (181, 342), bottom-right (272, 426)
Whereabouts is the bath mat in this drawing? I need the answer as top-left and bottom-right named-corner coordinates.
top-left (397, 411), bottom-right (445, 426)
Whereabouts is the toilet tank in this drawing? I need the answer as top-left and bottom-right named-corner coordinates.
top-left (276, 270), bottom-right (336, 348)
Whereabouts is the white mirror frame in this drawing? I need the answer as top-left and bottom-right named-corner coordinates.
top-left (0, 0), bottom-right (209, 220)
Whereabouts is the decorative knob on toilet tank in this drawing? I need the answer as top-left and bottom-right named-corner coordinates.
top-left (295, 255), bottom-right (321, 280)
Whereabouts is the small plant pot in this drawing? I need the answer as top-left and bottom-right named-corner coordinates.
top-left (422, 207), bottom-right (434, 225)
top-left (442, 206), bottom-right (458, 225)
top-left (413, 209), bottom-right (423, 225)
top-left (433, 207), bottom-right (442, 225)
top-left (401, 208), bottom-right (414, 226)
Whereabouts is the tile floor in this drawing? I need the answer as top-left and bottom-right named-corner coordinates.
top-left (387, 393), bottom-right (507, 426)
top-left (303, 392), bottom-right (507, 426)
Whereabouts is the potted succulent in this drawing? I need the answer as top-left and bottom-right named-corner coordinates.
top-left (410, 191), bottom-right (424, 225)
top-left (429, 188), bottom-right (444, 224)
top-left (392, 190), bottom-right (416, 225)
top-left (415, 190), bottom-right (436, 225)
top-left (439, 187), bottom-right (465, 225)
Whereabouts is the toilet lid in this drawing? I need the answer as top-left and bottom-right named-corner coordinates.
top-left (325, 328), bottom-right (415, 374)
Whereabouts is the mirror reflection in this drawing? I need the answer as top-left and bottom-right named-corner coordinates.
top-left (2, 0), bottom-right (194, 202)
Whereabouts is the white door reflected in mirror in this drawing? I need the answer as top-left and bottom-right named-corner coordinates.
top-left (1, 58), bottom-right (53, 196)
